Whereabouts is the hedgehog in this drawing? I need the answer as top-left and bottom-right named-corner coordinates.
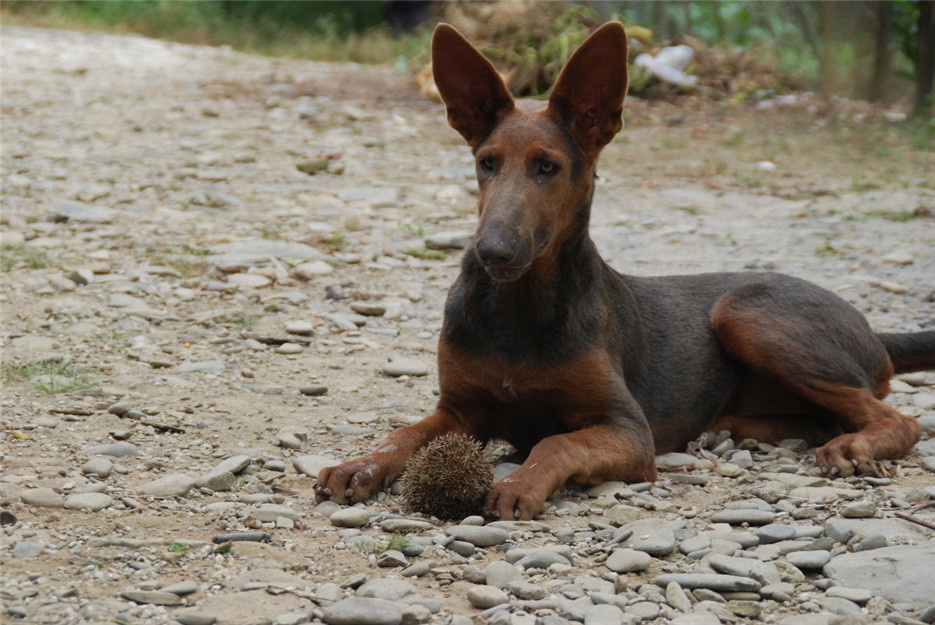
top-left (398, 433), bottom-right (494, 520)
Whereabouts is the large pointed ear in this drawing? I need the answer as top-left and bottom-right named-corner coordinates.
top-left (548, 22), bottom-right (628, 158)
top-left (432, 23), bottom-right (515, 147)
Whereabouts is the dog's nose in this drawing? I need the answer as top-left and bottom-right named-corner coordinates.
top-left (475, 233), bottom-right (515, 267)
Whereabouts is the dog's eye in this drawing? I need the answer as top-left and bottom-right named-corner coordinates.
top-left (478, 156), bottom-right (495, 173)
top-left (538, 160), bottom-right (558, 176)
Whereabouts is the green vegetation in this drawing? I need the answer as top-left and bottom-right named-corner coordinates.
top-left (91, 330), bottom-right (132, 351)
top-left (403, 248), bottom-right (445, 261)
top-left (1, 244), bottom-right (50, 272)
top-left (1, 0), bottom-right (427, 64)
top-left (167, 542), bottom-right (192, 554)
top-left (2, 359), bottom-right (95, 394)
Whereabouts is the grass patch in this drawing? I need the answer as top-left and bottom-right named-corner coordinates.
top-left (846, 207), bottom-right (933, 222)
top-left (403, 248), bottom-right (445, 261)
top-left (227, 311), bottom-right (261, 328)
top-left (815, 241), bottom-right (842, 257)
top-left (848, 179), bottom-right (881, 193)
top-left (1, 244), bottom-right (50, 272)
top-left (383, 532), bottom-right (409, 553)
top-left (2, 359), bottom-right (95, 394)
top-left (167, 543), bottom-right (192, 554)
top-left (91, 330), bottom-right (132, 351)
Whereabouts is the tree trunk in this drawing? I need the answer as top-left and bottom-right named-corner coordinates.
top-left (915, 0), bottom-right (935, 118)
top-left (868, 2), bottom-right (891, 102)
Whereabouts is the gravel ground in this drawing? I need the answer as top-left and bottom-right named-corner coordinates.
top-left (2, 26), bottom-right (935, 625)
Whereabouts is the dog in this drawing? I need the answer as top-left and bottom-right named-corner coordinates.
top-left (315, 22), bottom-right (935, 520)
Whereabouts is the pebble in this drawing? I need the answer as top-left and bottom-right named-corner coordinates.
top-left (323, 598), bottom-right (405, 625)
top-left (486, 561), bottom-right (522, 588)
top-left (381, 357), bottom-right (429, 377)
top-left (81, 456), bottom-right (114, 478)
top-left (357, 579), bottom-right (415, 601)
top-left (785, 550), bottom-right (831, 569)
top-left (754, 523), bottom-right (797, 544)
top-left (21, 487), bottom-right (65, 508)
top-left (467, 585), bottom-right (509, 609)
top-left (292, 454), bottom-right (339, 478)
top-left (654, 574), bottom-right (761, 592)
top-left (606, 548), bottom-right (652, 573)
top-left (121, 590), bottom-right (184, 606)
top-left (139, 474), bottom-right (196, 498)
top-left (708, 509), bottom-right (775, 525)
top-left (584, 603), bottom-right (625, 625)
top-left (839, 500), bottom-right (877, 518)
top-left (82, 441), bottom-right (140, 458)
top-left (63, 492), bottom-right (113, 511)
top-left (330, 507), bottom-right (373, 527)
top-left (446, 524), bottom-right (510, 547)
top-left (12, 540), bottom-right (43, 558)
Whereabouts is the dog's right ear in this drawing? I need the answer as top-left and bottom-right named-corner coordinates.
top-left (432, 24), bottom-right (515, 147)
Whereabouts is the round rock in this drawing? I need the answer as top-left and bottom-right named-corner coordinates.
top-left (63, 492), bottom-right (113, 511)
top-left (606, 548), bottom-right (652, 573)
top-left (446, 524), bottom-right (509, 548)
top-left (139, 474), bottom-right (196, 498)
top-left (466, 585), bottom-right (509, 609)
top-left (330, 507), bottom-right (372, 528)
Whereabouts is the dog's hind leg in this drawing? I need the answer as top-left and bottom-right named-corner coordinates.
top-left (711, 283), bottom-right (921, 476)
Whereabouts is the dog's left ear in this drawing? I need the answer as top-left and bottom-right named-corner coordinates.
top-left (548, 22), bottom-right (628, 158)
top-left (432, 23), bottom-right (515, 147)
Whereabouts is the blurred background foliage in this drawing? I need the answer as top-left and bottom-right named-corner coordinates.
top-left (3, 0), bottom-right (932, 116)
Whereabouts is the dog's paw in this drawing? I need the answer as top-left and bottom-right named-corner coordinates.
top-left (314, 457), bottom-right (390, 504)
top-left (485, 478), bottom-right (547, 521)
top-left (815, 434), bottom-right (874, 477)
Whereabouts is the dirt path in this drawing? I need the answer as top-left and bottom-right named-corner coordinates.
top-left (2, 26), bottom-right (934, 625)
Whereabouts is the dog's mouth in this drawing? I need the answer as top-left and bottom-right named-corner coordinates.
top-left (484, 265), bottom-right (529, 283)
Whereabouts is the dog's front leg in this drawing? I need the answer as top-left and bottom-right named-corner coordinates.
top-left (315, 409), bottom-right (466, 504)
top-left (487, 423), bottom-right (657, 520)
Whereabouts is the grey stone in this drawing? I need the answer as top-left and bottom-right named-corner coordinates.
top-left (665, 581), bottom-right (693, 613)
top-left (671, 613), bottom-right (722, 625)
top-left (161, 581), bottom-right (199, 596)
top-left (293, 454), bottom-right (339, 478)
top-left (424, 231), bottom-right (472, 250)
top-left (249, 503), bottom-right (300, 522)
top-left (21, 487), bottom-right (65, 508)
top-left (606, 548), bottom-right (652, 573)
top-left (627, 519), bottom-right (676, 555)
top-left (446, 524), bottom-right (509, 547)
top-left (63, 492), bottom-right (113, 511)
top-left (825, 586), bottom-right (872, 604)
top-left (654, 574), bottom-right (761, 592)
top-left (823, 542), bottom-right (935, 605)
top-left (232, 568), bottom-right (309, 590)
top-left (707, 554), bottom-right (781, 585)
top-left (839, 500), bottom-right (876, 518)
top-left (174, 611), bottom-right (218, 625)
top-left (785, 550), bottom-right (831, 569)
top-left (515, 549), bottom-right (573, 569)
top-left (139, 474), bottom-right (195, 498)
top-left (380, 518), bottom-right (433, 533)
top-left (209, 239), bottom-right (325, 271)
top-left (656, 452), bottom-right (698, 468)
top-left (755, 523), bottom-right (797, 544)
top-left (214, 455), bottom-right (252, 474)
top-left (381, 357), bottom-right (429, 377)
top-left (195, 470), bottom-right (236, 491)
top-left (49, 198), bottom-right (116, 223)
top-left (330, 507), bottom-right (372, 528)
top-left (466, 585), bottom-right (509, 609)
top-left (323, 598), bottom-right (405, 625)
top-left (486, 560), bottom-right (522, 588)
top-left (357, 578), bottom-right (416, 601)
top-left (82, 456), bottom-right (113, 478)
top-left (12, 541), bottom-right (43, 559)
top-left (83, 441), bottom-right (140, 458)
top-left (708, 509), bottom-right (775, 525)
top-left (584, 603), bottom-right (624, 625)
top-left (377, 550), bottom-right (407, 568)
top-left (120, 590), bottom-right (184, 606)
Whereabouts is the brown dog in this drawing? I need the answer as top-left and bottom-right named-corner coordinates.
top-left (315, 22), bottom-right (935, 520)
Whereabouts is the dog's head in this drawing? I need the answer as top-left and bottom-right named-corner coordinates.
top-left (432, 23), bottom-right (628, 283)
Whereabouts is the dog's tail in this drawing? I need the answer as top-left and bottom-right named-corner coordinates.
top-left (878, 331), bottom-right (935, 373)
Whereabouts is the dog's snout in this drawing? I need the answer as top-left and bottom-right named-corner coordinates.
top-left (475, 232), bottom-right (515, 267)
